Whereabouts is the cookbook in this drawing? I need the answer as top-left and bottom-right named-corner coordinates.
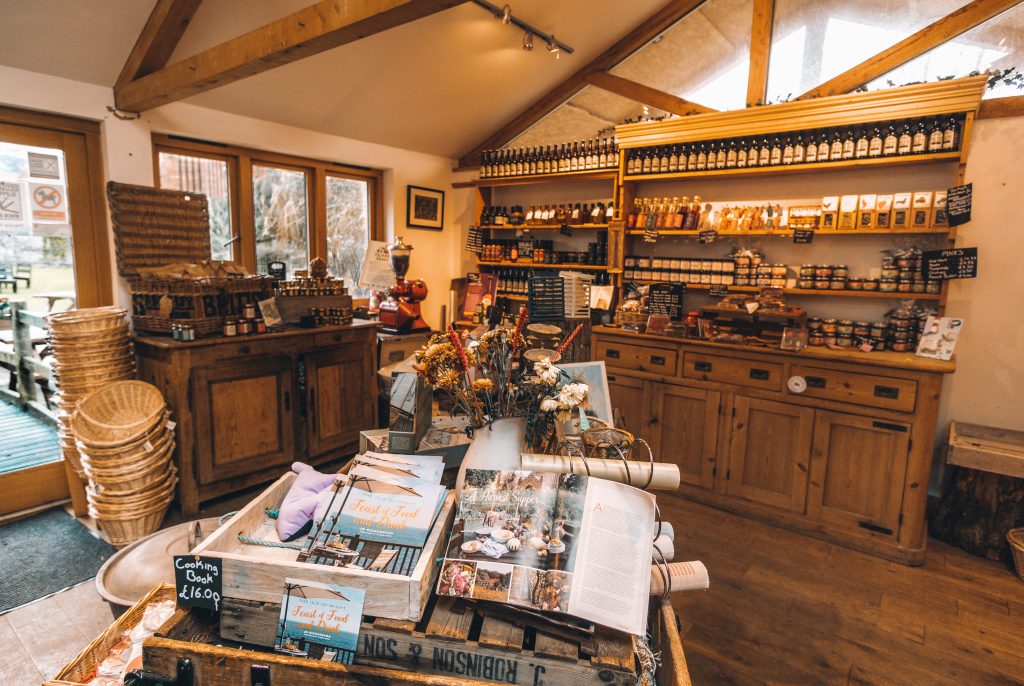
top-left (275, 578), bottom-right (364, 664)
top-left (437, 469), bottom-right (657, 635)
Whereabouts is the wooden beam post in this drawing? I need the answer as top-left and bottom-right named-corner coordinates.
top-left (458, 0), bottom-right (708, 168)
top-left (798, 0), bottom-right (1023, 100)
top-left (115, 0), bottom-right (203, 91)
top-left (746, 0), bottom-right (775, 107)
top-left (584, 72), bottom-right (717, 116)
top-left (978, 94), bottom-right (1024, 119)
top-left (115, 0), bottom-right (468, 112)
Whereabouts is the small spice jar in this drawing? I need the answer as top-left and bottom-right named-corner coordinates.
top-left (822, 318), bottom-right (838, 334)
top-left (831, 277), bottom-right (847, 290)
top-left (808, 332), bottom-right (825, 346)
top-left (847, 277), bottom-right (864, 290)
top-left (815, 265), bottom-right (833, 279)
top-left (836, 333), bottom-right (854, 347)
top-left (854, 321), bottom-right (871, 338)
top-left (798, 278), bottom-right (815, 289)
top-left (814, 278), bottom-right (831, 290)
top-left (807, 317), bottom-right (823, 331)
top-left (870, 321), bottom-right (887, 338)
top-left (171, 324), bottom-right (181, 341)
top-left (823, 334), bottom-right (838, 346)
top-left (799, 264), bottom-right (815, 278)
top-left (897, 280), bottom-right (913, 293)
top-left (223, 319), bottom-right (237, 337)
top-left (837, 319), bottom-right (855, 335)
top-left (772, 264), bottom-right (788, 278)
top-left (862, 278), bottom-right (879, 291)
top-left (879, 277), bottom-right (898, 292)
top-left (256, 317), bottom-right (267, 334)
top-left (872, 337), bottom-right (887, 351)
top-left (243, 302), bottom-right (257, 319)
top-left (881, 266), bottom-right (900, 280)
top-left (832, 264), bottom-right (849, 279)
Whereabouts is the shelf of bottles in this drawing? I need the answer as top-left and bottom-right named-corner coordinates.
top-left (480, 136), bottom-right (620, 180)
top-left (479, 201), bottom-right (615, 229)
top-left (621, 114), bottom-right (964, 181)
top-left (492, 269), bottom-right (612, 300)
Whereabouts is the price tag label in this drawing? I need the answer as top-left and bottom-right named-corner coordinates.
top-left (698, 229), bottom-right (717, 244)
top-left (923, 247), bottom-right (978, 280)
top-left (709, 284), bottom-right (729, 297)
top-left (792, 229), bottom-right (815, 244)
top-left (559, 224), bottom-right (573, 237)
top-left (174, 555), bottom-right (223, 611)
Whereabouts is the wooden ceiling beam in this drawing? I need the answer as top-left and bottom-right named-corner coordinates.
top-left (745, 0), bottom-right (775, 107)
top-left (584, 71), bottom-right (717, 116)
top-left (798, 0), bottom-right (1023, 100)
top-left (457, 0), bottom-right (708, 168)
top-left (114, 0), bottom-right (468, 112)
top-left (978, 94), bottom-right (1024, 119)
top-left (115, 0), bottom-right (203, 91)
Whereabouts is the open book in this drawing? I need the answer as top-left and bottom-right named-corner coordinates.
top-left (437, 469), bottom-right (657, 635)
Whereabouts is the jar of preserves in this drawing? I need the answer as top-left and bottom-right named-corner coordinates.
top-left (798, 278), bottom-right (815, 289)
top-left (836, 333), bottom-right (853, 347)
top-left (897, 280), bottom-right (913, 292)
top-left (814, 278), bottom-right (831, 290)
top-left (870, 321), bottom-right (887, 338)
top-left (879, 277), bottom-right (898, 292)
top-left (799, 264), bottom-right (815, 278)
top-left (807, 317), bottom-right (823, 331)
top-left (847, 277), bottom-right (864, 290)
top-left (822, 318), bottom-right (838, 334)
top-left (854, 321), bottom-right (871, 337)
top-left (881, 267), bottom-right (899, 279)
top-left (833, 264), bottom-right (849, 278)
top-left (925, 280), bottom-right (942, 293)
top-left (815, 265), bottom-right (833, 279)
top-left (809, 332), bottom-right (825, 346)
top-left (862, 278), bottom-right (879, 291)
top-left (837, 319), bottom-right (855, 335)
top-left (831, 278), bottom-right (847, 290)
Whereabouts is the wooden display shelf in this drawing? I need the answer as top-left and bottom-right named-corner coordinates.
top-left (625, 227), bottom-right (950, 237)
top-left (497, 292), bottom-right (528, 301)
top-left (621, 151), bottom-right (961, 183)
top-left (478, 260), bottom-right (609, 271)
top-left (627, 280), bottom-right (941, 300)
top-left (481, 223), bottom-right (609, 230)
top-left (455, 168), bottom-right (617, 188)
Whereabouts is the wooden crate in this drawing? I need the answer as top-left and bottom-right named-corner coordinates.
top-left (45, 584), bottom-right (178, 686)
top-left (191, 472), bottom-right (456, 626)
top-left (139, 595), bottom-right (690, 686)
top-left (947, 420), bottom-right (1024, 478)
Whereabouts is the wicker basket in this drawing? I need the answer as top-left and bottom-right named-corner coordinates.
top-left (47, 307), bottom-right (127, 334)
top-left (87, 471), bottom-right (177, 509)
top-left (582, 426), bottom-right (635, 458)
top-left (91, 497), bottom-right (174, 547)
top-left (1008, 528), bottom-right (1024, 581)
top-left (75, 380), bottom-right (166, 432)
top-left (87, 462), bottom-right (177, 499)
top-left (81, 436), bottom-right (173, 477)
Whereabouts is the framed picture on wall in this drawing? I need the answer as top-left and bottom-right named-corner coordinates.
top-left (407, 185), bottom-right (444, 230)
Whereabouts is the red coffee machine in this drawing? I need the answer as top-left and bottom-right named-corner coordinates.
top-left (379, 236), bottom-right (430, 334)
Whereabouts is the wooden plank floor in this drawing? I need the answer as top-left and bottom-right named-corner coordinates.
top-left (0, 399), bottom-right (58, 474)
top-left (662, 494), bottom-right (1024, 686)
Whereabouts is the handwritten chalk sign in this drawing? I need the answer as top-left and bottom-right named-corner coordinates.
top-left (793, 229), bottom-right (815, 244)
top-left (698, 229), bottom-right (717, 245)
top-left (947, 184), bottom-right (972, 227)
top-left (709, 284), bottom-right (729, 297)
top-left (174, 555), bottom-right (222, 611)
top-left (923, 247), bottom-right (977, 280)
top-left (559, 224), bottom-right (573, 237)
top-left (648, 283), bottom-right (686, 320)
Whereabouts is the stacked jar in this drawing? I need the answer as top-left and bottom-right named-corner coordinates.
top-left (624, 256), bottom-right (736, 285)
top-left (732, 252), bottom-right (764, 287)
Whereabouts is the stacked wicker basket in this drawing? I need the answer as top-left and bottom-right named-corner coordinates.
top-left (71, 381), bottom-right (177, 546)
top-left (47, 307), bottom-right (136, 478)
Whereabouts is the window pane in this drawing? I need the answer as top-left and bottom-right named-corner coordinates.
top-left (252, 164), bottom-right (309, 276)
top-left (157, 151), bottom-right (233, 261)
top-left (766, 0), bottom-right (963, 103)
top-left (866, 4), bottom-right (1024, 98)
top-left (326, 176), bottom-right (371, 298)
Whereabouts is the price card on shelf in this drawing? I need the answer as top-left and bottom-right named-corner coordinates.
top-left (709, 284), bottom-right (729, 297)
top-left (648, 283), bottom-right (686, 321)
top-left (923, 247), bottom-right (978, 280)
top-left (698, 229), bottom-right (717, 244)
top-left (174, 555), bottom-right (223, 611)
top-left (946, 183), bottom-right (972, 226)
top-left (792, 229), bottom-right (815, 244)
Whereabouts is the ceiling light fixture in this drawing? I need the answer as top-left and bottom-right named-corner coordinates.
top-left (471, 0), bottom-right (574, 56)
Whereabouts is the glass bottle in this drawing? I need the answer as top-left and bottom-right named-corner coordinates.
top-left (668, 145), bottom-right (680, 172)
top-left (715, 140), bottom-right (727, 169)
top-left (911, 120), bottom-right (927, 153)
top-left (770, 136), bottom-right (782, 166)
top-left (685, 196), bottom-right (702, 230)
top-left (830, 130), bottom-right (844, 161)
top-left (758, 136), bottom-right (771, 166)
top-left (782, 136), bottom-right (794, 165)
top-left (642, 149), bottom-right (653, 174)
top-left (869, 126), bottom-right (883, 157)
top-left (697, 143), bottom-right (708, 170)
top-left (736, 138), bottom-right (748, 168)
top-left (687, 144), bottom-right (699, 171)
top-left (659, 146), bottom-right (670, 173)
top-left (842, 128), bottom-right (856, 159)
top-left (818, 130), bottom-right (832, 162)
top-left (943, 117), bottom-right (959, 150)
top-left (747, 137), bottom-right (760, 167)
top-left (927, 118), bottom-right (943, 152)
top-left (855, 128), bottom-right (869, 158)
top-left (793, 134), bottom-right (806, 164)
top-left (883, 124), bottom-right (898, 156)
top-left (805, 130), bottom-right (819, 162)
top-left (897, 122), bottom-right (912, 155)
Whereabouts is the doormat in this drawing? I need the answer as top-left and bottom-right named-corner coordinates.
top-left (0, 508), bottom-right (115, 613)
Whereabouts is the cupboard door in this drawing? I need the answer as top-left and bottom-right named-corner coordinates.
top-left (727, 396), bottom-right (813, 513)
top-left (650, 385), bottom-right (720, 489)
top-left (306, 346), bottom-right (373, 458)
top-left (193, 357), bottom-right (295, 486)
top-left (606, 372), bottom-right (647, 438)
top-left (808, 411), bottom-right (910, 537)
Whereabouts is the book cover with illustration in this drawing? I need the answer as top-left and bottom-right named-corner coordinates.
top-left (275, 578), bottom-right (365, 664)
top-left (437, 469), bottom-right (656, 635)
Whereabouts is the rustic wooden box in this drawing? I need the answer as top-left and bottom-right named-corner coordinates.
top-left (191, 472), bottom-right (456, 627)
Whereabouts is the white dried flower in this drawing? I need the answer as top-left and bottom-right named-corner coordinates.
top-left (540, 397), bottom-right (560, 412)
top-left (534, 358), bottom-right (561, 385)
top-left (556, 382), bottom-right (588, 408)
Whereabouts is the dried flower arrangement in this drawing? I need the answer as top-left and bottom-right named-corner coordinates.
top-left (413, 308), bottom-right (589, 445)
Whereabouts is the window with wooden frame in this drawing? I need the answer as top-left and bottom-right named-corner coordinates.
top-left (152, 134), bottom-right (383, 295)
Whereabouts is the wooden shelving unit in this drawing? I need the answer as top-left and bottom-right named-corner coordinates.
top-left (628, 280), bottom-right (941, 300)
top-left (477, 260), bottom-right (608, 271)
top-left (454, 168), bottom-right (616, 189)
top-left (625, 227), bottom-right (950, 237)
top-left (483, 223), bottom-right (609, 230)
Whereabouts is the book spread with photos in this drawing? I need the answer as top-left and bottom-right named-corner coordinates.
top-left (437, 469), bottom-right (657, 635)
top-left (299, 451), bottom-right (448, 576)
top-left (275, 578), bottom-right (365, 664)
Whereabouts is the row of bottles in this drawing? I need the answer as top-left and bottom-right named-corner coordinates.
top-left (625, 116), bottom-right (963, 176)
top-left (627, 197), bottom-right (705, 231)
top-left (481, 137), bottom-right (619, 178)
top-left (495, 268), bottom-right (613, 295)
top-left (480, 232), bottom-right (608, 266)
top-left (480, 202), bottom-right (615, 227)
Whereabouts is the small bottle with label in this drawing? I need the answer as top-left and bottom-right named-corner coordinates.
top-left (868, 126), bottom-right (883, 157)
top-left (883, 124), bottom-right (898, 156)
top-left (842, 129), bottom-right (856, 159)
top-left (911, 120), bottom-right (927, 153)
top-left (855, 128), bottom-right (869, 158)
top-left (897, 122), bottom-right (913, 155)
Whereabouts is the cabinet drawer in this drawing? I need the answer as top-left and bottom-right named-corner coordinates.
top-left (683, 353), bottom-right (782, 391)
top-left (314, 329), bottom-right (360, 348)
top-left (790, 365), bottom-right (917, 413)
top-left (595, 340), bottom-right (678, 375)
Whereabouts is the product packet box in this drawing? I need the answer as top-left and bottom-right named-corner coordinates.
top-left (912, 191), bottom-right (934, 227)
top-left (875, 194), bottom-right (894, 228)
top-left (858, 194), bottom-right (877, 229)
top-left (820, 196), bottom-right (839, 229)
top-left (892, 193), bottom-right (912, 228)
top-left (932, 190), bottom-right (949, 227)
top-left (838, 194), bottom-right (859, 229)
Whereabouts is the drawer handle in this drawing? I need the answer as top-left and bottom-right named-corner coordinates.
top-left (872, 421), bottom-right (908, 433)
top-left (874, 385), bottom-right (900, 399)
top-left (650, 355), bottom-right (666, 366)
top-left (239, 345), bottom-right (251, 354)
top-left (805, 376), bottom-right (826, 388)
top-left (649, 416), bottom-right (659, 425)
top-left (694, 361), bottom-right (712, 372)
top-left (607, 375), bottom-right (617, 382)
top-left (858, 521), bottom-right (894, 536)
top-left (749, 368), bottom-right (770, 380)
top-left (607, 349), bottom-right (620, 359)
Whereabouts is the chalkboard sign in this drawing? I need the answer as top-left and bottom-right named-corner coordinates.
top-left (923, 247), bottom-right (978, 280)
top-left (947, 183), bottom-right (972, 226)
top-left (793, 229), bottom-right (815, 244)
top-left (559, 224), bottom-right (573, 237)
top-left (648, 283), bottom-right (686, 321)
top-left (267, 261), bottom-right (287, 281)
top-left (518, 237), bottom-right (534, 260)
top-left (643, 226), bottom-right (659, 243)
top-left (174, 555), bottom-right (223, 611)
top-left (709, 284), bottom-right (729, 297)
top-left (698, 229), bottom-right (717, 245)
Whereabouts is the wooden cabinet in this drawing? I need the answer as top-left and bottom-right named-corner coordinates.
top-left (136, 322), bottom-right (378, 515)
top-left (727, 397), bottom-right (813, 513)
top-left (808, 410), bottom-right (911, 538)
top-left (593, 327), bottom-right (952, 565)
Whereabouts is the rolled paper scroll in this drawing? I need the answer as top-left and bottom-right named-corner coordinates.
top-left (653, 534), bottom-right (675, 561)
top-left (520, 453), bottom-right (681, 490)
top-left (648, 560), bottom-right (709, 596)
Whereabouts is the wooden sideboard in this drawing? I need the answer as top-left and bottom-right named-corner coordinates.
top-left (136, 321), bottom-right (378, 515)
top-left (592, 326), bottom-right (955, 565)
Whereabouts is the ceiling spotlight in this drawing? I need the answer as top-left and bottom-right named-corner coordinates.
top-left (500, 4), bottom-right (512, 24)
top-left (547, 35), bottom-right (560, 59)
top-left (522, 31), bottom-right (534, 51)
